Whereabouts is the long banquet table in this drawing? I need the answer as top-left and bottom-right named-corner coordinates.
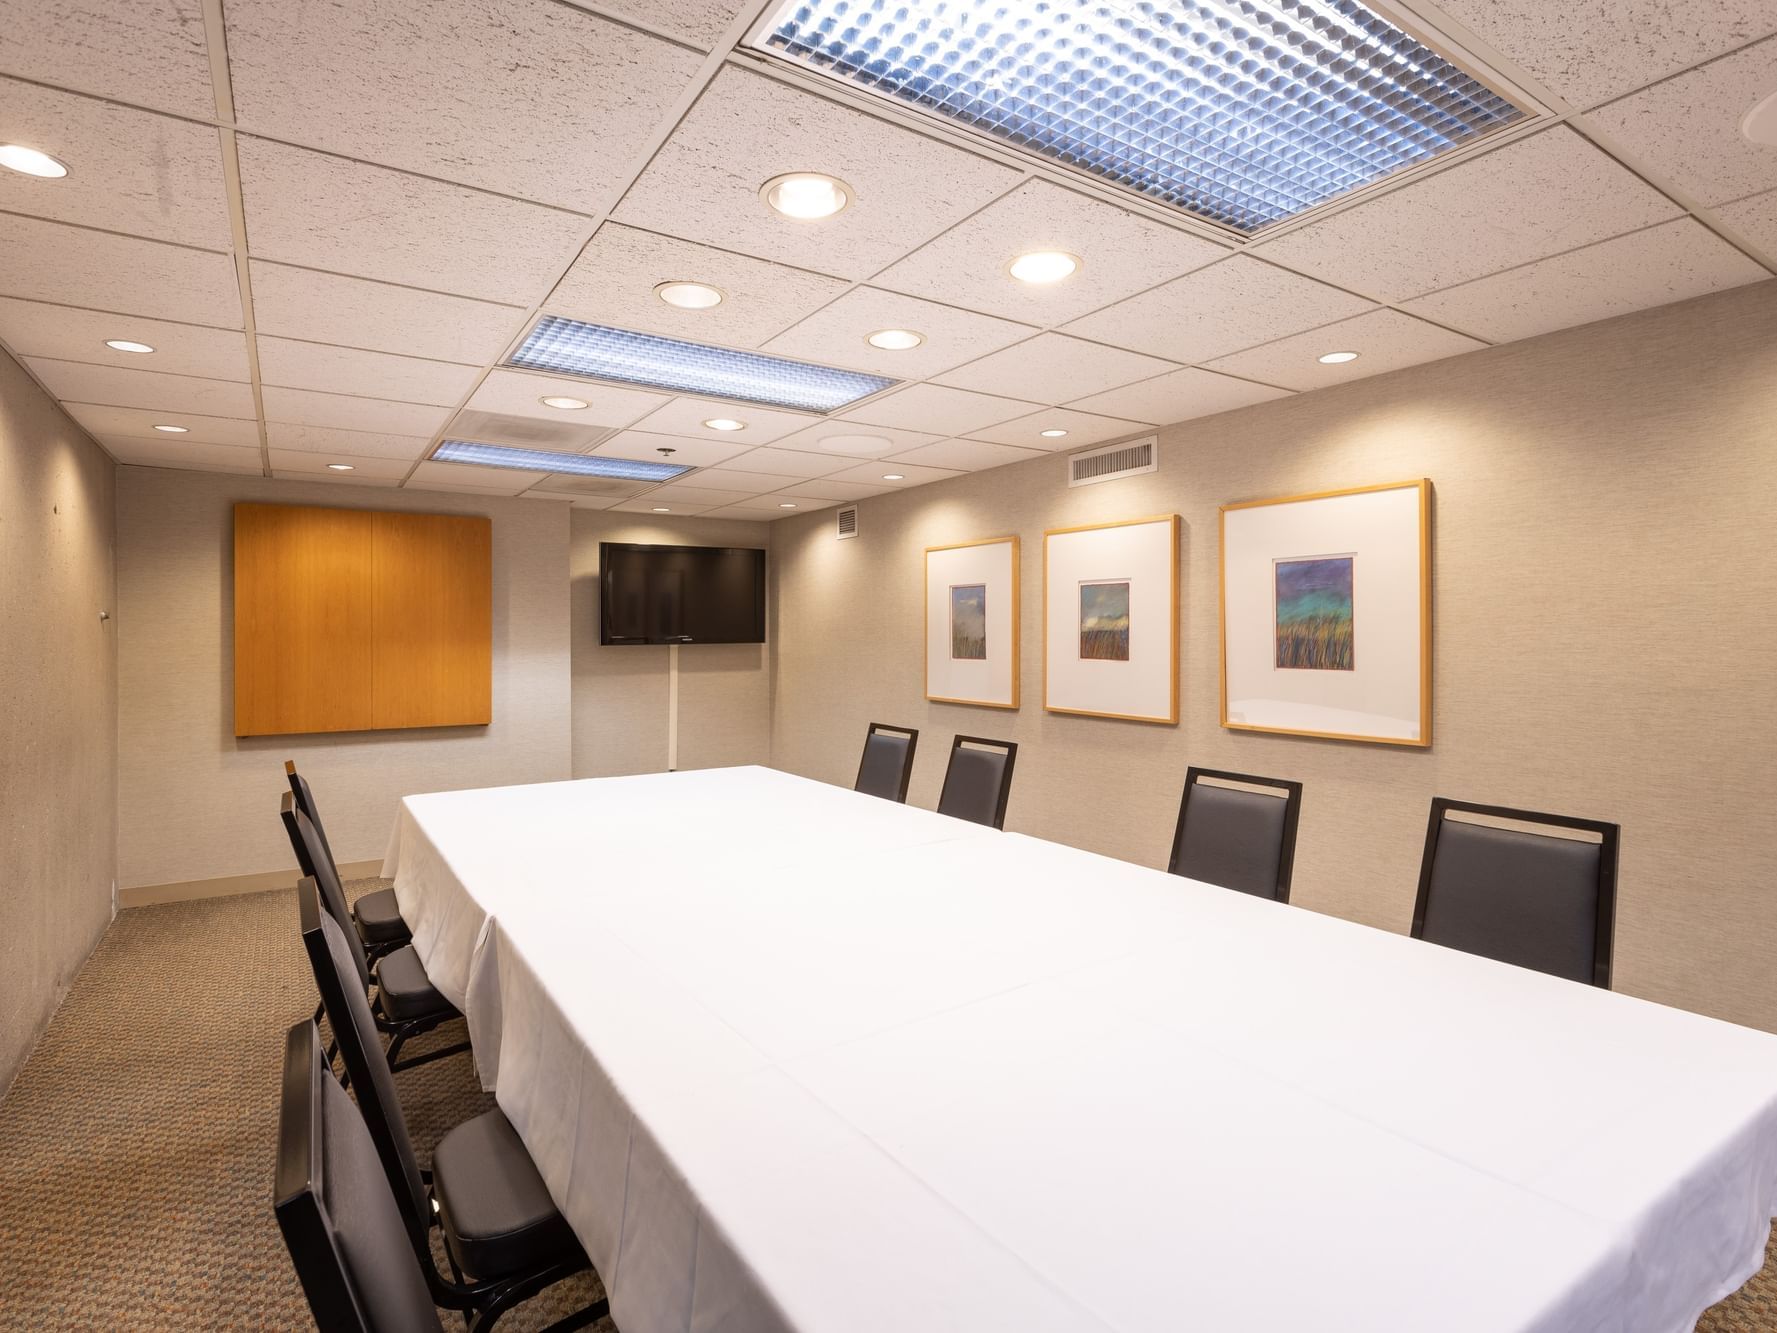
top-left (384, 766), bottom-right (1777, 1333)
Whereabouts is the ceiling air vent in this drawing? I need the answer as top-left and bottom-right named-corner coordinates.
top-left (1068, 436), bottom-right (1157, 488)
top-left (448, 409), bottom-right (613, 453)
top-left (836, 505), bottom-right (859, 540)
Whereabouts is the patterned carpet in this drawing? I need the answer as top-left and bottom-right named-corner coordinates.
top-left (0, 880), bottom-right (1771, 1331)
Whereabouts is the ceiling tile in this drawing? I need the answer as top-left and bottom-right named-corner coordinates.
top-left (725, 492), bottom-right (839, 513)
top-left (1429, 0), bottom-right (1777, 110)
top-left (1400, 219), bottom-right (1770, 343)
top-left (273, 470), bottom-right (402, 488)
top-left (1583, 36), bottom-right (1777, 206)
top-left (443, 408), bottom-right (614, 453)
top-left (966, 407), bottom-right (1152, 450)
top-left (583, 0), bottom-right (749, 48)
top-left (840, 382), bottom-right (1041, 436)
top-left (0, 216), bottom-right (242, 327)
top-left (675, 467), bottom-right (806, 493)
top-left (103, 438), bottom-right (263, 471)
top-left (237, 138), bottom-right (592, 304)
top-left (255, 337), bottom-right (479, 406)
top-left (591, 430), bottom-right (750, 468)
top-left (770, 420), bottom-right (941, 457)
top-left (1063, 257), bottom-right (1371, 364)
top-left (874, 179), bottom-right (1228, 323)
top-left (248, 262), bottom-right (526, 364)
top-left (227, 0), bottom-right (699, 213)
top-left (934, 331), bottom-right (1175, 402)
top-left (825, 461), bottom-right (964, 487)
top-left (267, 449), bottom-right (413, 479)
top-left (1200, 310), bottom-right (1488, 392)
top-left (612, 65), bottom-right (1021, 280)
top-left (700, 503), bottom-right (787, 521)
top-left (792, 478), bottom-right (894, 501)
top-left (264, 423), bottom-right (432, 460)
top-left (406, 460), bottom-right (548, 494)
top-left (1717, 187), bottom-right (1777, 254)
top-left (1066, 367), bottom-right (1292, 424)
top-left (763, 287), bottom-right (1037, 378)
top-left (25, 358), bottom-right (255, 416)
top-left (611, 497), bottom-right (723, 514)
top-left (0, 78), bottom-right (231, 249)
top-left (0, 299), bottom-right (249, 380)
top-left (261, 385), bottom-right (449, 436)
top-left (524, 490), bottom-right (621, 509)
top-left (547, 223), bottom-right (850, 347)
top-left (463, 369), bottom-right (667, 430)
top-left (69, 403), bottom-right (258, 447)
top-left (629, 397), bottom-right (822, 445)
top-left (1253, 129), bottom-right (1681, 303)
top-left (0, 0), bottom-right (214, 119)
top-left (707, 447), bottom-right (849, 478)
top-left (638, 482), bottom-right (754, 506)
top-left (885, 438), bottom-right (1048, 471)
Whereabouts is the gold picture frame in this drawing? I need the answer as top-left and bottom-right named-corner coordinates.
top-left (1042, 514), bottom-right (1180, 724)
top-left (924, 535), bottom-right (1021, 709)
top-left (1219, 479), bottom-right (1431, 747)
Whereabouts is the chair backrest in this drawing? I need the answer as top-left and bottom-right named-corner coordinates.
top-left (285, 760), bottom-right (340, 875)
top-left (1411, 798), bottom-right (1619, 988)
top-left (936, 734), bottom-right (1017, 830)
top-left (282, 792), bottom-right (370, 991)
top-left (275, 1021), bottom-right (444, 1333)
top-left (1168, 767), bottom-right (1304, 903)
top-left (296, 877), bottom-right (430, 1251)
top-left (854, 723), bottom-right (919, 803)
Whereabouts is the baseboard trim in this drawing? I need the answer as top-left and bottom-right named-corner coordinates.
top-left (118, 859), bottom-right (384, 909)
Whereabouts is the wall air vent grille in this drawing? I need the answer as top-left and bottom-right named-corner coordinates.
top-left (1068, 436), bottom-right (1158, 488)
top-left (837, 505), bottom-right (859, 540)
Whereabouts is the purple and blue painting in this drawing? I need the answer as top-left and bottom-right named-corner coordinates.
top-left (1275, 557), bottom-right (1354, 671)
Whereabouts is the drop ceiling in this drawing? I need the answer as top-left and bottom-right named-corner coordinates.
top-left (0, 0), bottom-right (1773, 521)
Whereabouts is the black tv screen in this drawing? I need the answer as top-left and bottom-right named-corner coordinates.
top-left (599, 542), bottom-right (766, 645)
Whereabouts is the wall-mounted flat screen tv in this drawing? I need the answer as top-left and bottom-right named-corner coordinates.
top-left (599, 542), bottom-right (766, 645)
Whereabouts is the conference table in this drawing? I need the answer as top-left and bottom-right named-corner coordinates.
top-left (384, 766), bottom-right (1777, 1333)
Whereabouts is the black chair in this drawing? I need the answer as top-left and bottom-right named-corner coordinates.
top-left (286, 760), bottom-right (410, 957)
top-left (301, 891), bottom-right (605, 1331)
top-left (1167, 767), bottom-right (1303, 903)
top-left (854, 723), bottom-right (919, 803)
top-left (936, 734), bottom-right (1017, 830)
top-left (1411, 798), bottom-right (1619, 988)
top-left (283, 796), bottom-right (467, 1071)
top-left (276, 1020), bottom-right (447, 1332)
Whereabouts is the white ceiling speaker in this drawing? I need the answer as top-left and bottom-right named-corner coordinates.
top-left (1742, 89), bottom-right (1777, 145)
top-left (815, 433), bottom-right (894, 455)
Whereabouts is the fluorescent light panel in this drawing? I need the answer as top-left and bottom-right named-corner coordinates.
top-left (749, 0), bottom-right (1523, 233)
top-left (509, 315), bottom-right (897, 413)
top-left (433, 440), bottom-right (692, 481)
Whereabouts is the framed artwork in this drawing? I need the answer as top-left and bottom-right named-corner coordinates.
top-left (1043, 515), bottom-right (1179, 724)
top-left (925, 536), bottom-right (1020, 709)
top-left (1220, 479), bottom-right (1430, 746)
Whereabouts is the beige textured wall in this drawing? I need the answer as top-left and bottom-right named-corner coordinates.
top-left (115, 472), bottom-right (572, 888)
top-left (0, 349), bottom-right (117, 1090)
top-left (569, 510), bottom-right (773, 777)
top-left (770, 281), bottom-right (1777, 1031)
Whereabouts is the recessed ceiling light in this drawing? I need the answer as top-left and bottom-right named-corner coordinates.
top-left (1742, 89), bottom-right (1777, 145)
top-left (510, 316), bottom-right (896, 413)
top-left (434, 440), bottom-right (692, 481)
top-left (817, 433), bottom-right (894, 456)
top-left (881, 472), bottom-right (905, 481)
top-left (0, 144), bottom-right (69, 178)
top-left (652, 506), bottom-right (672, 512)
top-left (777, 502), bottom-right (799, 509)
top-left (152, 424), bottom-right (189, 433)
top-left (1039, 428), bottom-right (1069, 438)
top-left (1318, 350), bottom-right (1360, 365)
top-left (655, 281), bottom-right (725, 310)
top-left (866, 328), bottom-right (924, 351)
top-left (761, 172), bottom-right (850, 220)
top-left (105, 339), bottom-right (154, 354)
top-left (326, 463), bottom-right (355, 471)
top-left (703, 417), bottom-right (746, 431)
top-left (539, 395), bottom-right (589, 410)
top-left (1008, 251), bottom-right (1080, 285)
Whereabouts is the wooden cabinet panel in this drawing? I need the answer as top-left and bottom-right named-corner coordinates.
top-left (232, 503), bottom-right (492, 736)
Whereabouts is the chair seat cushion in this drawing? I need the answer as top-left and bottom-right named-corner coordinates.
top-left (433, 1110), bottom-right (582, 1281)
top-left (352, 887), bottom-right (411, 946)
top-left (374, 946), bottom-right (456, 1023)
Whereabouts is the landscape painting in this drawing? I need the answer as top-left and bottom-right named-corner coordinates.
top-left (949, 583), bottom-right (987, 660)
top-left (1079, 580), bottom-right (1130, 661)
top-left (1275, 556), bottom-right (1354, 671)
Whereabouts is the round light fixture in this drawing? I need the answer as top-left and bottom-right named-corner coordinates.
top-left (652, 506), bottom-right (672, 512)
top-left (655, 280), bottom-right (724, 310)
top-left (816, 433), bottom-right (893, 455)
top-left (539, 395), bottom-right (589, 410)
top-left (881, 472), bottom-right (905, 481)
top-left (1039, 428), bottom-right (1069, 438)
top-left (152, 423), bottom-right (189, 433)
top-left (703, 417), bottom-right (746, 432)
top-left (1008, 250), bottom-right (1080, 284)
top-left (105, 339), bottom-right (154, 354)
top-left (1742, 88), bottom-right (1777, 145)
top-left (1318, 350), bottom-right (1360, 364)
top-left (0, 144), bottom-right (69, 178)
top-left (761, 172), bottom-right (851, 220)
top-left (866, 328), bottom-right (924, 351)
top-left (326, 463), bottom-right (355, 471)
top-left (777, 502), bottom-right (799, 509)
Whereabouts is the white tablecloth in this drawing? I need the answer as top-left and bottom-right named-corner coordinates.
top-left (385, 766), bottom-right (1777, 1333)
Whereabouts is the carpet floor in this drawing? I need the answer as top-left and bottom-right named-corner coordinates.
top-left (0, 881), bottom-right (1771, 1330)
